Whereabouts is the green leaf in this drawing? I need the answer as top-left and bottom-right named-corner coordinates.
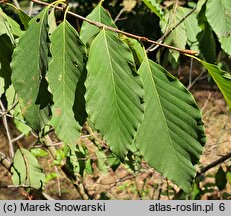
top-left (191, 183), bottom-right (202, 200)
top-left (0, 34), bottom-right (14, 89)
top-left (194, 57), bottom-right (231, 108)
top-left (16, 9), bottom-right (30, 30)
top-left (11, 7), bottom-right (51, 132)
top-left (226, 171), bottom-right (231, 184)
top-left (30, 148), bottom-right (48, 157)
top-left (196, 0), bottom-right (216, 63)
top-left (48, 20), bottom-right (86, 146)
top-left (0, 8), bottom-right (23, 38)
top-left (219, 36), bottom-right (231, 56)
top-left (122, 36), bottom-right (145, 66)
top-left (206, 0), bottom-right (231, 39)
top-left (125, 151), bottom-right (142, 172)
top-left (197, 0), bottom-right (208, 28)
top-left (5, 85), bottom-right (31, 135)
top-left (6, 17), bottom-right (23, 37)
top-left (85, 158), bottom-right (93, 174)
top-left (6, 3), bottom-right (30, 30)
top-left (66, 146), bottom-right (85, 176)
top-left (142, 0), bottom-right (164, 19)
top-left (0, 77), bottom-right (4, 97)
top-left (48, 8), bottom-right (57, 35)
top-left (135, 53), bottom-right (206, 192)
top-left (85, 29), bottom-right (144, 157)
top-left (73, 68), bottom-right (88, 126)
top-left (215, 166), bottom-right (227, 191)
top-left (95, 148), bottom-right (108, 173)
top-left (160, 7), bottom-right (187, 62)
top-left (11, 147), bottom-right (45, 189)
top-left (181, 8), bottom-right (201, 52)
top-left (45, 172), bottom-right (58, 182)
top-left (198, 23), bottom-right (216, 63)
top-left (206, 0), bottom-right (231, 55)
top-left (52, 148), bottom-right (66, 166)
top-left (80, 3), bottom-right (116, 45)
top-left (107, 154), bottom-right (121, 171)
top-left (196, 0), bottom-right (207, 13)
top-left (0, 9), bottom-right (14, 43)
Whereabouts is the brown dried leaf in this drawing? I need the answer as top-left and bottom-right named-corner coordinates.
top-left (123, 0), bottom-right (137, 12)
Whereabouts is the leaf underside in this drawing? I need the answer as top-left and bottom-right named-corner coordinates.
top-left (11, 148), bottom-right (45, 189)
top-left (135, 56), bottom-right (206, 192)
top-left (48, 20), bottom-right (86, 146)
top-left (160, 7), bottom-right (187, 62)
top-left (85, 29), bottom-right (144, 158)
top-left (80, 4), bottom-right (116, 45)
top-left (199, 59), bottom-right (231, 108)
top-left (206, 0), bottom-right (231, 55)
top-left (206, 0), bottom-right (231, 38)
top-left (6, 85), bottom-right (31, 135)
top-left (142, 0), bottom-right (164, 19)
top-left (11, 8), bottom-right (51, 131)
top-left (0, 10), bottom-right (14, 43)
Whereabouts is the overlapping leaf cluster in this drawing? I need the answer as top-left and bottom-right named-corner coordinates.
top-left (0, 0), bottom-right (231, 193)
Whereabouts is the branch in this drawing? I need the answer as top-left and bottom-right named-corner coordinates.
top-left (0, 152), bottom-right (12, 171)
top-left (12, 0), bottom-right (21, 9)
top-left (146, 7), bottom-right (197, 52)
top-left (31, 0), bottom-right (197, 56)
top-left (0, 100), bottom-right (14, 159)
top-left (0, 149), bottom-right (54, 200)
top-left (29, 1), bottom-right (34, 17)
top-left (187, 68), bottom-right (207, 90)
top-left (12, 133), bottom-right (25, 143)
top-left (153, 176), bottom-right (164, 200)
top-left (197, 152), bottom-right (231, 177)
top-left (0, 111), bottom-right (29, 126)
top-left (43, 135), bottom-right (89, 200)
top-left (173, 151), bottom-right (231, 199)
top-left (114, 8), bottom-right (125, 23)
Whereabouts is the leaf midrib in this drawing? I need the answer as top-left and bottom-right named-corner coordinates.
top-left (102, 29), bottom-right (122, 141)
top-left (54, 21), bottom-right (76, 126)
top-left (145, 57), bottom-right (182, 171)
top-left (38, 8), bottom-right (48, 78)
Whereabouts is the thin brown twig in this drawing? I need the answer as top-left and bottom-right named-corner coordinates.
top-left (0, 100), bottom-right (14, 159)
top-left (43, 135), bottom-right (89, 200)
top-left (54, 166), bottom-right (61, 197)
top-left (173, 151), bottom-right (231, 199)
top-left (197, 152), bottom-right (231, 177)
top-left (12, 0), bottom-right (20, 9)
top-left (146, 7), bottom-right (197, 52)
top-left (114, 7), bottom-right (126, 23)
top-left (0, 111), bottom-right (29, 126)
top-left (166, 179), bottom-right (171, 200)
top-left (206, 140), bottom-right (229, 154)
top-left (136, 177), bottom-right (143, 199)
top-left (201, 92), bottom-right (212, 112)
top-left (30, 0), bottom-right (197, 55)
top-left (29, 1), bottom-right (34, 17)
top-left (11, 133), bottom-right (25, 143)
top-left (0, 152), bottom-right (12, 171)
top-left (34, 141), bottom-right (63, 147)
top-left (187, 69), bottom-right (206, 90)
top-left (18, 143), bottom-right (31, 185)
top-left (101, 169), bottom-right (154, 198)
top-left (0, 150), bottom-right (55, 200)
top-left (188, 58), bottom-right (194, 86)
top-left (153, 176), bottom-right (164, 200)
